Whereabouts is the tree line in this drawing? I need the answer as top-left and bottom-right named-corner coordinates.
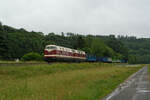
top-left (0, 22), bottom-right (149, 63)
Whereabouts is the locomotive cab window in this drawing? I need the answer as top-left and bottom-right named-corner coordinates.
top-left (46, 46), bottom-right (57, 50)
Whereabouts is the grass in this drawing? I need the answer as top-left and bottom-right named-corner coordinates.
top-left (148, 64), bottom-right (150, 77)
top-left (0, 60), bottom-right (46, 63)
top-left (0, 63), bottom-right (141, 100)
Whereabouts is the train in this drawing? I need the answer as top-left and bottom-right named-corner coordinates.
top-left (44, 45), bottom-right (127, 63)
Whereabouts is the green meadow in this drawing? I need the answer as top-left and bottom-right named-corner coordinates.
top-left (0, 63), bottom-right (141, 100)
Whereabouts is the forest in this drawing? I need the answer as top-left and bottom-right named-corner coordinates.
top-left (0, 22), bottom-right (149, 64)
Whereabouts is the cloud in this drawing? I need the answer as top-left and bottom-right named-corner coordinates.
top-left (0, 0), bottom-right (150, 37)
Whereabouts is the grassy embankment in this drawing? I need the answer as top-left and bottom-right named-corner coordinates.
top-left (0, 61), bottom-right (46, 63)
top-left (0, 63), bottom-right (141, 100)
top-left (148, 64), bottom-right (150, 77)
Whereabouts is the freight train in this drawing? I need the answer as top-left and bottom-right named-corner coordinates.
top-left (44, 45), bottom-right (127, 63)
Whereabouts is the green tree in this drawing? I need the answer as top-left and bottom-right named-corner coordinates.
top-left (91, 39), bottom-right (106, 57)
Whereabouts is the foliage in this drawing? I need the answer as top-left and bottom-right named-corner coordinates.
top-left (0, 23), bottom-right (125, 60)
top-left (21, 52), bottom-right (43, 61)
top-left (117, 36), bottom-right (150, 64)
top-left (2, 22), bottom-right (148, 63)
top-left (89, 39), bottom-right (114, 57)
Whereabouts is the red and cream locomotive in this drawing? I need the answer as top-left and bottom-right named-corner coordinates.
top-left (44, 45), bottom-right (86, 62)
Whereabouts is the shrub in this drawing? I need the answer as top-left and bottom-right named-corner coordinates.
top-left (21, 52), bottom-right (43, 61)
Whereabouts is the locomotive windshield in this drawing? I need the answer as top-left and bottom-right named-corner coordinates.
top-left (46, 46), bottom-right (57, 50)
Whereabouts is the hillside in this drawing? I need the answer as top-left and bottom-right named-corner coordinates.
top-left (119, 37), bottom-right (150, 64)
top-left (0, 22), bottom-right (150, 63)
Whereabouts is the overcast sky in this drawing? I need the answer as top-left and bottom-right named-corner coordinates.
top-left (1, 0), bottom-right (150, 37)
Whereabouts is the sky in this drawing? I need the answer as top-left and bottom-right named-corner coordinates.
top-left (1, 0), bottom-right (150, 38)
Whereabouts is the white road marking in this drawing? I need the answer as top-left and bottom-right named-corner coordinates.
top-left (136, 90), bottom-right (150, 93)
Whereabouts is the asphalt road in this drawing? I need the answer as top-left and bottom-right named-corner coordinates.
top-left (103, 66), bottom-right (150, 100)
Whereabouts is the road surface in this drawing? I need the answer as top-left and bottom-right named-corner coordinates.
top-left (103, 66), bottom-right (150, 100)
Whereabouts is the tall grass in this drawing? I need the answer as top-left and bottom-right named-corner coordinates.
top-left (148, 65), bottom-right (150, 77)
top-left (0, 63), bottom-right (118, 78)
top-left (0, 63), bottom-right (141, 100)
top-left (0, 60), bottom-right (46, 64)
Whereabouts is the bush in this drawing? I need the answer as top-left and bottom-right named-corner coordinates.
top-left (21, 52), bottom-right (43, 61)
